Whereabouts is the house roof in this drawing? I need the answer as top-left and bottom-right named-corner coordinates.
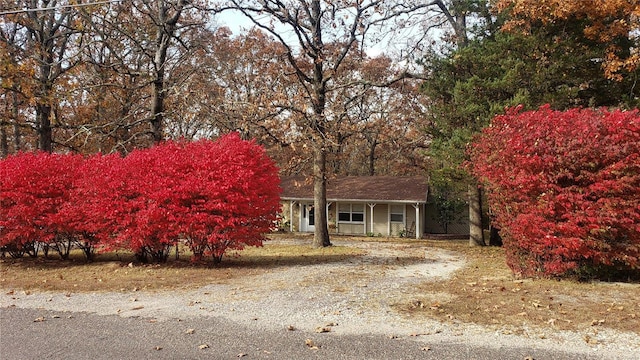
top-left (280, 176), bottom-right (429, 203)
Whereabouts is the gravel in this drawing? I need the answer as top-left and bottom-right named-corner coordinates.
top-left (2, 238), bottom-right (639, 359)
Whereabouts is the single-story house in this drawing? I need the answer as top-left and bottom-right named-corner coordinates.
top-left (279, 176), bottom-right (431, 239)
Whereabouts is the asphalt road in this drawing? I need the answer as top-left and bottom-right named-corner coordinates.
top-left (0, 307), bottom-right (608, 360)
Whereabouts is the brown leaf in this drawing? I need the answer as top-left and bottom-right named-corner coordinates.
top-left (305, 338), bottom-right (319, 350)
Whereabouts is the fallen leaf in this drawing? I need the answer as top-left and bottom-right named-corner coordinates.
top-left (531, 301), bottom-right (541, 308)
top-left (237, 353), bottom-right (247, 358)
top-left (286, 325), bottom-right (296, 331)
top-left (33, 317), bottom-right (45, 322)
top-left (185, 328), bottom-right (195, 334)
top-left (315, 327), bottom-right (331, 333)
top-left (305, 338), bottom-right (319, 350)
top-left (198, 344), bottom-right (209, 350)
top-left (154, 346), bottom-right (162, 351)
top-left (51, 315), bottom-right (60, 319)
top-left (421, 346), bottom-right (431, 351)
top-left (583, 335), bottom-right (598, 344)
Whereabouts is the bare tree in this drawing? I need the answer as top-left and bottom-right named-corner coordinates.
top-left (0, 0), bottom-right (85, 152)
top-left (77, 0), bottom-right (206, 148)
top-left (224, 0), bottom-right (445, 247)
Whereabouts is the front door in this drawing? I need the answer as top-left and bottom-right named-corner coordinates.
top-left (302, 203), bottom-right (315, 232)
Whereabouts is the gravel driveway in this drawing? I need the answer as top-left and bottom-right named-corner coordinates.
top-left (1, 238), bottom-right (638, 359)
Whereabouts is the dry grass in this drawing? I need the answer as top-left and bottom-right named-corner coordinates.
top-left (396, 240), bottom-right (640, 336)
top-left (0, 240), bottom-right (362, 293)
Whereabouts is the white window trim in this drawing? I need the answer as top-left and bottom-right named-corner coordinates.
top-left (337, 203), bottom-right (365, 224)
top-left (390, 204), bottom-right (405, 223)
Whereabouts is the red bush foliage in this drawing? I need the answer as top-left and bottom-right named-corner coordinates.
top-left (0, 152), bottom-right (85, 259)
top-left (92, 134), bottom-right (282, 262)
top-left (1, 134), bottom-right (281, 263)
top-left (469, 105), bottom-right (640, 277)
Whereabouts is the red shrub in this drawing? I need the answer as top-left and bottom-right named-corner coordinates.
top-left (163, 134), bottom-right (282, 263)
top-left (1, 133), bottom-right (281, 264)
top-left (0, 152), bottom-right (85, 259)
top-left (469, 105), bottom-right (640, 277)
top-left (83, 133), bottom-right (281, 263)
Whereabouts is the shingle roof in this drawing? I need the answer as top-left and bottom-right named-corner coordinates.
top-left (280, 176), bottom-right (428, 203)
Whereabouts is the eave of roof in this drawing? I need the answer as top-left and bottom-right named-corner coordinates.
top-left (280, 176), bottom-right (429, 203)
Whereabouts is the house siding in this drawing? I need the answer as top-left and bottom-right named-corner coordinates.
top-left (372, 204), bottom-right (388, 236)
top-left (282, 201), bottom-right (428, 236)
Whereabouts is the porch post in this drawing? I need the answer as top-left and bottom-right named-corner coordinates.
top-left (289, 201), bottom-right (295, 232)
top-left (387, 204), bottom-right (391, 236)
top-left (299, 203), bottom-right (303, 232)
top-left (412, 203), bottom-right (420, 239)
top-left (368, 203), bottom-right (376, 234)
top-left (362, 203), bottom-right (366, 235)
top-left (335, 202), bottom-right (339, 234)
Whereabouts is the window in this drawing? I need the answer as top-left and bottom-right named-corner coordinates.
top-left (390, 205), bottom-right (404, 223)
top-left (338, 203), bottom-right (364, 223)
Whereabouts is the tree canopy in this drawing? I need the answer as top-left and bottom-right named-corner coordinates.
top-left (497, 0), bottom-right (640, 80)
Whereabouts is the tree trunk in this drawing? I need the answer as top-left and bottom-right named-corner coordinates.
top-left (37, 104), bottom-right (53, 153)
top-left (0, 125), bottom-right (7, 158)
top-left (37, 59), bottom-right (54, 153)
top-left (312, 141), bottom-right (331, 247)
top-left (468, 183), bottom-right (485, 246)
top-left (149, 0), bottom-right (187, 144)
top-left (151, 78), bottom-right (165, 143)
top-left (151, 25), bottom-right (167, 144)
top-left (13, 116), bottom-right (21, 152)
top-left (489, 224), bottom-right (503, 246)
top-left (367, 137), bottom-right (378, 176)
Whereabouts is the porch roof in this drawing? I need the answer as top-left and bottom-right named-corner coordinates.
top-left (280, 176), bottom-right (428, 204)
